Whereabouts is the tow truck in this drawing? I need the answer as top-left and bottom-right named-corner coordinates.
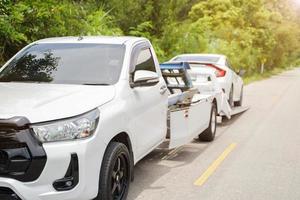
top-left (0, 36), bottom-right (217, 200)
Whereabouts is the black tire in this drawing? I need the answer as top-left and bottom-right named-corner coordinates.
top-left (234, 86), bottom-right (243, 107)
top-left (199, 103), bottom-right (217, 142)
top-left (228, 85), bottom-right (234, 108)
top-left (94, 142), bottom-right (131, 200)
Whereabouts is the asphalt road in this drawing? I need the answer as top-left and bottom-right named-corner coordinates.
top-left (127, 68), bottom-right (300, 200)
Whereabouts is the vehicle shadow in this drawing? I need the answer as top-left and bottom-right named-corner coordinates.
top-left (218, 112), bottom-right (244, 127)
top-left (127, 142), bottom-right (210, 200)
top-left (128, 112), bottom-right (246, 199)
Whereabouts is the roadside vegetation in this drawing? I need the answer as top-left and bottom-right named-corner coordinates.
top-left (0, 0), bottom-right (299, 78)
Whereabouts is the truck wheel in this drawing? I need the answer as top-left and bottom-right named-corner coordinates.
top-left (234, 86), bottom-right (243, 107)
top-left (199, 103), bottom-right (217, 142)
top-left (95, 142), bottom-right (131, 200)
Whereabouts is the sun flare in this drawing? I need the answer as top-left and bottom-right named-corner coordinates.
top-left (293, 0), bottom-right (300, 5)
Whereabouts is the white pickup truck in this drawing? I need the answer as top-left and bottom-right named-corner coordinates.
top-left (0, 36), bottom-right (217, 200)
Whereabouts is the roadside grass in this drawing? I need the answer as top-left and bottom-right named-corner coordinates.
top-left (243, 66), bottom-right (296, 85)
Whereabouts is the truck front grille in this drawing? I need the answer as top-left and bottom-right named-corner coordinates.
top-left (0, 150), bottom-right (8, 166)
top-left (0, 128), bottom-right (26, 149)
top-left (0, 187), bottom-right (22, 200)
top-left (0, 117), bottom-right (46, 182)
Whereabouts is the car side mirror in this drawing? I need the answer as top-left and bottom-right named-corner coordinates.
top-left (130, 70), bottom-right (159, 88)
top-left (237, 69), bottom-right (246, 77)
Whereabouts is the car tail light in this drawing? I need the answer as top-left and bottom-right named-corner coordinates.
top-left (206, 64), bottom-right (226, 77)
top-left (215, 69), bottom-right (226, 77)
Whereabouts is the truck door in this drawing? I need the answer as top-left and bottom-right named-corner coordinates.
top-left (129, 44), bottom-right (168, 159)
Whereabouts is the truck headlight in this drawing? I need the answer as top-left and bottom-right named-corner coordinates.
top-left (31, 109), bottom-right (99, 143)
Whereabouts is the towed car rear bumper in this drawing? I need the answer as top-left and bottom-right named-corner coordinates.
top-left (216, 77), bottom-right (231, 98)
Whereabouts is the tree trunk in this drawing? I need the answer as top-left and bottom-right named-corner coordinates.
top-left (260, 62), bottom-right (265, 74)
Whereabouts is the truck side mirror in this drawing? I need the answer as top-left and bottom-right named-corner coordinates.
top-left (130, 70), bottom-right (159, 88)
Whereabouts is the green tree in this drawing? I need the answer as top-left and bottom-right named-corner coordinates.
top-left (0, 0), bottom-right (121, 64)
top-left (1, 0), bottom-right (299, 75)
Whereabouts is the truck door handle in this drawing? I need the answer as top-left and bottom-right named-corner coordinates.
top-left (160, 85), bottom-right (168, 94)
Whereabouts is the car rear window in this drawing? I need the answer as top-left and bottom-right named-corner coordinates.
top-left (173, 56), bottom-right (220, 63)
top-left (189, 63), bottom-right (214, 70)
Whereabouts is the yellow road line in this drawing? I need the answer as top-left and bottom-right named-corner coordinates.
top-left (194, 143), bottom-right (237, 186)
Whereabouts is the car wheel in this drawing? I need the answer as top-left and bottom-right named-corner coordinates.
top-left (199, 103), bottom-right (217, 142)
top-left (228, 85), bottom-right (234, 108)
top-left (94, 142), bottom-right (131, 200)
top-left (234, 86), bottom-right (243, 107)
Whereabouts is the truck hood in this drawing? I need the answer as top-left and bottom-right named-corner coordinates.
top-left (0, 83), bottom-right (115, 123)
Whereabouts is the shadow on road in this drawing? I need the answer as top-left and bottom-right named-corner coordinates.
top-left (219, 113), bottom-right (244, 127)
top-left (128, 142), bottom-right (210, 199)
top-left (128, 111), bottom-right (247, 199)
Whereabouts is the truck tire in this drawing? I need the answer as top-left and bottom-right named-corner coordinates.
top-left (234, 86), bottom-right (243, 107)
top-left (95, 142), bottom-right (131, 200)
top-left (199, 103), bottom-right (217, 142)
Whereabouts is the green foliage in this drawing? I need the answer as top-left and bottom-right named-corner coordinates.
top-left (1, 0), bottom-right (299, 76)
top-left (181, 0), bottom-right (300, 72)
top-left (0, 0), bottom-right (121, 63)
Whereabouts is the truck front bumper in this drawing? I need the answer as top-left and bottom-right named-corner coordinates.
top-left (0, 136), bottom-right (106, 200)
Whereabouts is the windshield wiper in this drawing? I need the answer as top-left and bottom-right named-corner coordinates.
top-left (82, 83), bottom-right (110, 86)
top-left (0, 80), bottom-right (44, 83)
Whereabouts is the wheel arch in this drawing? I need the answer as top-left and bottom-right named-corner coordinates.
top-left (110, 132), bottom-right (134, 161)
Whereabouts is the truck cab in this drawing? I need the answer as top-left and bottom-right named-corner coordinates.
top-left (0, 36), bottom-right (216, 200)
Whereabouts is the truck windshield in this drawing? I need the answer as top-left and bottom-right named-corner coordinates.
top-left (0, 43), bottom-right (126, 85)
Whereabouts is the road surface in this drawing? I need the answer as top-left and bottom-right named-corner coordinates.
top-left (128, 68), bottom-right (300, 200)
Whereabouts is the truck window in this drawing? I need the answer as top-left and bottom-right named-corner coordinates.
top-left (134, 49), bottom-right (157, 73)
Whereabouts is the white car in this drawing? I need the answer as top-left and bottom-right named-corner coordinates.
top-left (0, 36), bottom-right (216, 200)
top-left (161, 62), bottom-right (232, 119)
top-left (170, 54), bottom-right (244, 107)
top-left (187, 67), bottom-right (232, 119)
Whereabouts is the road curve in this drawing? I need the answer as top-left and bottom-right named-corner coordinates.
top-left (128, 68), bottom-right (300, 200)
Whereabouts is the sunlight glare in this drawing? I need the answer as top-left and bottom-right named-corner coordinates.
top-left (293, 0), bottom-right (300, 5)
